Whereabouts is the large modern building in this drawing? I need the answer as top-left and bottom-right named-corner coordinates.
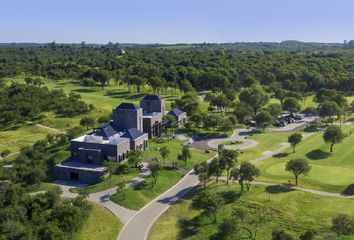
top-left (53, 95), bottom-right (185, 184)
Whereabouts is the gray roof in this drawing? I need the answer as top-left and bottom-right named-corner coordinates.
top-left (122, 128), bottom-right (146, 140)
top-left (95, 122), bottom-right (119, 138)
top-left (168, 108), bottom-right (185, 117)
top-left (117, 103), bottom-right (139, 110)
top-left (142, 95), bottom-right (162, 101)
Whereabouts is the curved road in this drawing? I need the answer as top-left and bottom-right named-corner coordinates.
top-left (207, 129), bottom-right (258, 150)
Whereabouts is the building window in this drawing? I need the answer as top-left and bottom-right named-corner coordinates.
top-left (73, 151), bottom-right (78, 157)
top-left (87, 154), bottom-right (93, 163)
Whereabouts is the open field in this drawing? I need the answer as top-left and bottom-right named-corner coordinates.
top-left (111, 168), bottom-right (183, 210)
top-left (142, 139), bottom-right (216, 170)
top-left (0, 123), bottom-right (51, 155)
top-left (149, 183), bottom-right (354, 240)
top-left (255, 125), bottom-right (354, 193)
top-left (74, 203), bottom-right (122, 240)
top-left (238, 130), bottom-right (289, 162)
top-left (5, 76), bottom-right (183, 130)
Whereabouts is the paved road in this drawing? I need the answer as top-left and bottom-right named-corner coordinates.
top-left (118, 169), bottom-right (200, 240)
top-left (207, 129), bottom-right (258, 150)
top-left (270, 116), bottom-right (317, 132)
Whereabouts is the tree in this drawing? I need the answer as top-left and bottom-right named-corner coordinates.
top-left (194, 162), bottom-right (210, 189)
top-left (299, 229), bottom-right (316, 240)
top-left (239, 84), bottom-right (269, 114)
top-left (79, 116), bottom-right (96, 130)
top-left (148, 159), bottom-right (162, 186)
top-left (268, 103), bottom-right (282, 120)
top-left (204, 114), bottom-right (222, 131)
top-left (272, 229), bottom-right (293, 240)
top-left (285, 159), bottom-right (311, 185)
top-left (159, 146), bottom-right (170, 166)
top-left (275, 89), bottom-right (287, 106)
top-left (234, 102), bottom-right (254, 123)
top-left (1, 149), bottom-right (11, 160)
top-left (116, 180), bottom-right (127, 199)
top-left (231, 162), bottom-right (260, 191)
top-left (191, 191), bottom-right (224, 223)
top-left (332, 214), bottom-right (354, 235)
top-left (288, 133), bottom-right (303, 153)
top-left (318, 101), bottom-right (342, 124)
top-left (93, 70), bottom-right (110, 90)
top-left (129, 75), bottom-right (146, 92)
top-left (103, 160), bottom-right (117, 178)
top-left (220, 119), bottom-right (234, 134)
top-left (97, 115), bottom-right (111, 125)
top-left (209, 157), bottom-right (225, 182)
top-left (67, 126), bottom-right (85, 139)
top-left (220, 149), bottom-right (238, 184)
top-left (323, 125), bottom-right (345, 152)
top-left (178, 146), bottom-right (191, 166)
top-left (127, 150), bottom-right (142, 167)
top-left (173, 92), bottom-right (199, 115)
top-left (282, 97), bottom-right (301, 113)
top-left (254, 110), bottom-right (273, 131)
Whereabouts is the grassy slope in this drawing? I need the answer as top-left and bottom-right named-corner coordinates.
top-left (74, 203), bottom-right (122, 240)
top-left (142, 139), bottom-right (216, 170)
top-left (0, 123), bottom-right (51, 154)
top-left (111, 168), bottom-right (183, 210)
top-left (6, 76), bottom-right (182, 130)
top-left (149, 184), bottom-right (354, 240)
top-left (255, 125), bottom-right (354, 193)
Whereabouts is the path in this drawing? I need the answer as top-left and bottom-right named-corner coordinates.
top-left (207, 129), bottom-right (258, 150)
top-left (55, 162), bottom-right (151, 224)
top-left (26, 121), bottom-right (66, 134)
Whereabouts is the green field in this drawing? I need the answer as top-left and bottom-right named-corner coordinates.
top-left (0, 123), bottom-right (52, 155)
top-left (74, 203), bottom-right (122, 240)
top-left (111, 168), bottom-right (183, 210)
top-left (255, 125), bottom-right (354, 193)
top-left (149, 183), bottom-right (354, 240)
top-left (238, 130), bottom-right (289, 162)
top-left (6, 76), bottom-right (182, 130)
top-left (142, 139), bottom-right (216, 170)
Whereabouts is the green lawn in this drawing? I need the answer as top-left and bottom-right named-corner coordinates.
top-left (238, 130), bottom-right (289, 162)
top-left (110, 168), bottom-right (183, 210)
top-left (74, 164), bottom-right (140, 193)
top-left (6, 76), bottom-right (182, 130)
top-left (255, 125), bottom-right (354, 193)
top-left (142, 139), bottom-right (216, 170)
top-left (149, 183), bottom-right (354, 240)
top-left (74, 203), bottom-right (122, 240)
top-left (0, 123), bottom-right (51, 154)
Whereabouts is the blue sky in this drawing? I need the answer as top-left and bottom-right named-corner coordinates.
top-left (0, 0), bottom-right (353, 43)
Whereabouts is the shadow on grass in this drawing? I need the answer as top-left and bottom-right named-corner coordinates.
top-left (306, 149), bottom-right (331, 160)
top-left (342, 184), bottom-right (354, 195)
top-left (273, 152), bottom-right (289, 158)
top-left (219, 190), bottom-right (240, 203)
top-left (303, 125), bottom-right (319, 133)
top-left (265, 185), bottom-right (294, 194)
top-left (73, 88), bottom-right (98, 93)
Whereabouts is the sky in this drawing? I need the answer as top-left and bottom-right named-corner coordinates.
top-left (0, 0), bottom-right (353, 44)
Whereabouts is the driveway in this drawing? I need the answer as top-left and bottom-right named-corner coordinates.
top-left (207, 129), bottom-right (258, 150)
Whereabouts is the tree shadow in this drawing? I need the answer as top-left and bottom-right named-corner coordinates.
top-left (219, 190), bottom-right (241, 204)
top-left (305, 149), bottom-right (331, 160)
top-left (73, 88), bottom-right (98, 93)
top-left (177, 218), bottom-right (198, 239)
top-left (342, 184), bottom-right (354, 195)
top-left (303, 125), bottom-right (319, 133)
top-left (265, 185), bottom-right (294, 194)
top-left (273, 152), bottom-right (289, 158)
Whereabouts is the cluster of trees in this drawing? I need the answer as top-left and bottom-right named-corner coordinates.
top-left (0, 183), bottom-right (91, 239)
top-left (1, 44), bottom-right (354, 95)
top-left (0, 80), bottom-right (92, 122)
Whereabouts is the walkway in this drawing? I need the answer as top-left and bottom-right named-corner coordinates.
top-left (207, 129), bottom-right (258, 150)
top-left (26, 121), bottom-right (66, 134)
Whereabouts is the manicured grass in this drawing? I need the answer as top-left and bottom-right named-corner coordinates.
top-left (255, 125), bottom-right (354, 193)
top-left (110, 168), bottom-right (183, 210)
top-left (74, 203), bottom-right (122, 240)
top-left (7, 76), bottom-right (182, 130)
top-left (149, 183), bottom-right (354, 240)
top-left (238, 130), bottom-right (289, 162)
top-left (76, 164), bottom-right (140, 193)
top-left (142, 139), bottom-right (216, 170)
top-left (0, 123), bottom-right (51, 154)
